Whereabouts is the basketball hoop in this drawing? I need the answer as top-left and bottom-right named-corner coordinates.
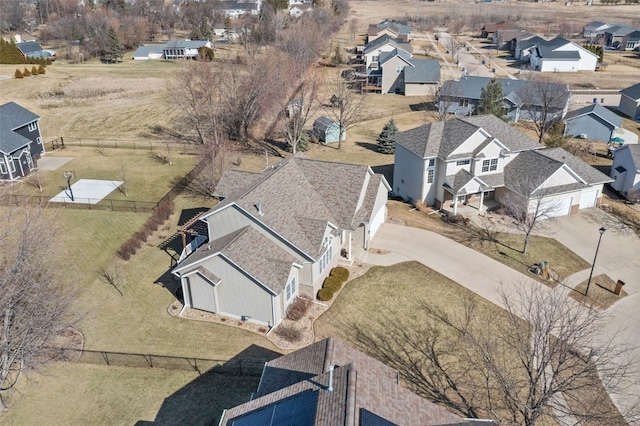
top-left (63, 170), bottom-right (76, 201)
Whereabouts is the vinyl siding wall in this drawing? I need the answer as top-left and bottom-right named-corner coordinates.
top-left (393, 144), bottom-right (426, 203)
top-left (618, 95), bottom-right (640, 120)
top-left (565, 114), bottom-right (615, 142)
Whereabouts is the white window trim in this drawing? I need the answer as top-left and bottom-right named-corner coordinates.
top-left (427, 169), bottom-right (434, 184)
top-left (8, 158), bottom-right (15, 173)
top-left (0, 159), bottom-right (6, 175)
top-left (28, 122), bottom-right (37, 132)
top-left (482, 158), bottom-right (498, 173)
top-left (37, 137), bottom-right (42, 145)
top-left (456, 159), bottom-right (470, 166)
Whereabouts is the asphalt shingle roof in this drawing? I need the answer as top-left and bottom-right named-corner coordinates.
top-left (15, 40), bottom-right (43, 54)
top-left (0, 101), bottom-right (39, 155)
top-left (440, 76), bottom-right (570, 109)
top-left (363, 34), bottom-right (412, 55)
top-left (395, 115), bottom-right (542, 160)
top-left (564, 104), bottom-right (623, 129)
top-left (621, 82), bottom-right (640, 101)
top-left (539, 148), bottom-right (614, 185)
top-left (503, 150), bottom-right (565, 196)
top-left (404, 59), bottom-right (440, 83)
top-left (221, 338), bottom-right (470, 426)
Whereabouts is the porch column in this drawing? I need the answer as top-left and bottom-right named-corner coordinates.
top-left (452, 195), bottom-right (458, 215)
top-left (479, 191), bottom-right (485, 213)
top-left (348, 231), bottom-right (352, 261)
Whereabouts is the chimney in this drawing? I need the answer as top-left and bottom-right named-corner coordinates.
top-left (327, 365), bottom-right (334, 392)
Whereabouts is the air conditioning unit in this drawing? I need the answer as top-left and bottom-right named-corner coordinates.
top-left (579, 134), bottom-right (588, 139)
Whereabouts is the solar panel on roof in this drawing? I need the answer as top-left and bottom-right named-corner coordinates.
top-left (229, 390), bottom-right (318, 426)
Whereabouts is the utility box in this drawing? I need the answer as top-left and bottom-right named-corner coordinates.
top-left (614, 280), bottom-right (625, 296)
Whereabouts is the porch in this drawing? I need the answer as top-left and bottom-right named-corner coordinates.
top-left (441, 191), bottom-right (500, 217)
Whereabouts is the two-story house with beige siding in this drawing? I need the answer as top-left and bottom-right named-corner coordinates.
top-left (393, 115), bottom-right (612, 217)
top-left (172, 155), bottom-right (390, 327)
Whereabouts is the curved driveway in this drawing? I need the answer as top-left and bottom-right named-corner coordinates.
top-left (364, 218), bottom-right (640, 417)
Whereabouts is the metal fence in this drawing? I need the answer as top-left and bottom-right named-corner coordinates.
top-left (62, 348), bottom-right (266, 375)
top-left (0, 193), bottom-right (159, 212)
top-left (50, 136), bottom-right (200, 153)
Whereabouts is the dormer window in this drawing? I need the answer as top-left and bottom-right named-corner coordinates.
top-left (27, 122), bottom-right (37, 132)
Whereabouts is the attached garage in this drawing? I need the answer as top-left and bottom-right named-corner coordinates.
top-left (579, 188), bottom-right (599, 209)
top-left (538, 196), bottom-right (573, 218)
top-left (369, 204), bottom-right (386, 239)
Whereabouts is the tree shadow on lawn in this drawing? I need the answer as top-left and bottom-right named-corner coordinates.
top-left (355, 141), bottom-right (380, 153)
top-left (136, 345), bottom-right (282, 426)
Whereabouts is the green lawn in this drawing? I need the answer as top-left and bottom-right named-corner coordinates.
top-left (14, 147), bottom-right (197, 202)
top-left (388, 201), bottom-right (590, 281)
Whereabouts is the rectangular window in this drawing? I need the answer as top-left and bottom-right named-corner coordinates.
top-left (372, 55), bottom-right (379, 62)
top-left (319, 238), bottom-right (333, 274)
top-left (427, 169), bottom-right (434, 183)
top-left (459, 99), bottom-right (469, 107)
top-left (0, 159), bottom-right (6, 175)
top-left (7, 158), bottom-right (15, 173)
top-left (285, 276), bottom-right (297, 301)
top-left (28, 122), bottom-right (37, 132)
top-left (428, 158), bottom-right (435, 167)
top-left (396, 65), bottom-right (403, 73)
top-left (456, 159), bottom-right (470, 166)
top-left (37, 137), bottom-right (42, 145)
top-left (482, 158), bottom-right (498, 172)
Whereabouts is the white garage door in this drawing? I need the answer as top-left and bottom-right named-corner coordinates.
top-left (539, 197), bottom-right (572, 219)
top-left (579, 188), bottom-right (599, 209)
top-left (369, 204), bottom-right (386, 238)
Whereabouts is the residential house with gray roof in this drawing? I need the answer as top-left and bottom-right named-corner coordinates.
top-left (563, 103), bottom-right (623, 142)
top-left (618, 82), bottom-right (640, 120)
top-left (219, 337), bottom-right (476, 425)
top-left (364, 45), bottom-right (440, 96)
top-left (604, 25), bottom-right (640, 49)
top-left (367, 20), bottom-right (412, 43)
top-left (393, 115), bottom-right (611, 217)
top-left (582, 21), bottom-right (612, 42)
top-left (172, 155), bottom-right (390, 327)
top-left (610, 144), bottom-right (640, 196)
top-left (525, 37), bottom-right (598, 72)
top-left (0, 102), bottom-right (45, 181)
top-left (163, 40), bottom-right (212, 60)
top-left (439, 76), bottom-right (570, 122)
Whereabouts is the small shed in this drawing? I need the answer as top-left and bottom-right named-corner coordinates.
top-left (313, 116), bottom-right (345, 144)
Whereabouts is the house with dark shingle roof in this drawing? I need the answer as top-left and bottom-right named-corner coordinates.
top-left (361, 34), bottom-right (413, 72)
top-left (367, 20), bottom-right (412, 43)
top-left (365, 46), bottom-right (440, 96)
top-left (163, 40), bottom-right (212, 59)
top-left (610, 144), bottom-right (640, 196)
top-left (618, 82), bottom-right (640, 120)
top-left (439, 76), bottom-right (570, 122)
top-left (525, 37), bottom-right (598, 72)
top-left (393, 115), bottom-right (611, 216)
top-left (0, 102), bottom-right (45, 181)
top-left (582, 21), bottom-right (612, 41)
top-left (219, 337), bottom-right (477, 425)
top-left (563, 103), bottom-right (623, 142)
top-left (172, 155), bottom-right (390, 327)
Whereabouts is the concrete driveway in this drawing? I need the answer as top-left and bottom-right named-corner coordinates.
top-left (538, 208), bottom-right (640, 291)
top-left (364, 216), bottom-right (640, 418)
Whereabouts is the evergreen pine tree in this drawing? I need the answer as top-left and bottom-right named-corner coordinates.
top-left (105, 27), bottom-right (124, 63)
top-left (377, 118), bottom-right (398, 154)
top-left (476, 78), bottom-right (505, 120)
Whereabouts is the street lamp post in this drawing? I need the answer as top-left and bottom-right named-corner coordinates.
top-left (585, 227), bottom-right (606, 296)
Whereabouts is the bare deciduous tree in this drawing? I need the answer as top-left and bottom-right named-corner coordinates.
top-left (500, 178), bottom-right (561, 254)
top-left (26, 172), bottom-right (44, 192)
top-left (282, 72), bottom-right (320, 154)
top-left (324, 73), bottom-right (368, 149)
top-left (100, 263), bottom-right (126, 296)
top-left (349, 284), bottom-right (640, 426)
top-left (517, 76), bottom-right (570, 145)
top-left (0, 203), bottom-right (76, 411)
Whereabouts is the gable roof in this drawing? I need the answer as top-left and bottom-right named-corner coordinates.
top-left (368, 20), bottom-right (411, 37)
top-left (163, 40), bottom-right (210, 49)
top-left (207, 155), bottom-right (389, 259)
top-left (518, 35), bottom-right (546, 51)
top-left (395, 115), bottom-right (542, 160)
top-left (0, 102), bottom-right (40, 155)
top-left (221, 337), bottom-right (471, 426)
top-left (564, 104), bottom-right (623, 129)
top-left (621, 82), bottom-right (640, 100)
top-left (133, 45), bottom-right (164, 58)
top-left (539, 148), bottom-right (614, 185)
top-left (440, 76), bottom-right (570, 108)
top-left (15, 40), bottom-right (43, 54)
top-left (363, 34), bottom-right (413, 55)
top-left (404, 59), bottom-right (441, 83)
top-left (379, 48), bottom-right (412, 66)
top-left (173, 225), bottom-right (300, 294)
